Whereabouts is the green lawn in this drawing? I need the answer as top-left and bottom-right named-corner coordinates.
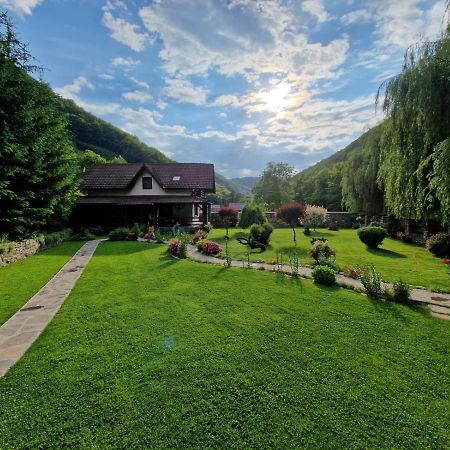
top-left (209, 227), bottom-right (450, 291)
top-left (0, 241), bottom-right (84, 326)
top-left (0, 242), bottom-right (448, 449)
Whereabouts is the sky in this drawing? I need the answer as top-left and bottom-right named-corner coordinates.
top-left (2, 0), bottom-right (448, 178)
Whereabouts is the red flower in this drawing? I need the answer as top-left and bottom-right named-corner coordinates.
top-left (443, 258), bottom-right (450, 265)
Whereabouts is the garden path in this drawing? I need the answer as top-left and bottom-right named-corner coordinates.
top-left (0, 240), bottom-right (100, 378)
top-left (186, 245), bottom-right (450, 320)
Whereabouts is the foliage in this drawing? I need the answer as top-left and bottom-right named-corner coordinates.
top-left (310, 240), bottom-right (336, 264)
top-left (377, 26), bottom-right (450, 224)
top-left (192, 229), bottom-right (208, 243)
top-left (426, 232), bottom-right (450, 257)
top-left (109, 227), bottom-right (130, 241)
top-left (71, 229), bottom-right (95, 241)
top-left (388, 280), bottom-right (412, 304)
top-left (303, 225), bottom-right (311, 236)
top-left (252, 162), bottom-right (295, 210)
top-left (357, 264), bottom-right (383, 297)
top-left (238, 203), bottom-right (266, 228)
top-left (249, 222), bottom-right (273, 245)
top-left (341, 125), bottom-right (385, 216)
top-left (168, 237), bottom-right (187, 258)
top-left (200, 240), bottom-right (222, 255)
top-left (0, 13), bottom-right (78, 239)
top-left (312, 266), bottom-right (336, 286)
top-left (303, 205), bottom-right (327, 231)
top-left (357, 226), bottom-right (387, 248)
top-left (218, 206), bottom-right (238, 235)
top-left (276, 202), bottom-right (306, 242)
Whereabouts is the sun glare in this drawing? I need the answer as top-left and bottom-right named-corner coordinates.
top-left (260, 81), bottom-right (292, 112)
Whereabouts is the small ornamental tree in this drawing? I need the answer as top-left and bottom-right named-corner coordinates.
top-left (276, 202), bottom-right (306, 242)
top-left (304, 205), bottom-right (327, 231)
top-left (218, 206), bottom-right (238, 236)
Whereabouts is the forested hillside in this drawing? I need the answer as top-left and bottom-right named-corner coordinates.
top-left (231, 177), bottom-right (259, 195)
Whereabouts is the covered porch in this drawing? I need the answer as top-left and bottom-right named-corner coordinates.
top-left (72, 195), bottom-right (211, 229)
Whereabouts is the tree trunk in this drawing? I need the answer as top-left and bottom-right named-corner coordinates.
top-left (292, 225), bottom-right (296, 242)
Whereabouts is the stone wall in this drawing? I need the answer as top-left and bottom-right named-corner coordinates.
top-left (326, 212), bottom-right (358, 228)
top-left (0, 239), bottom-right (41, 267)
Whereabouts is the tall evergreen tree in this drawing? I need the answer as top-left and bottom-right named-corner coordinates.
top-left (0, 11), bottom-right (78, 238)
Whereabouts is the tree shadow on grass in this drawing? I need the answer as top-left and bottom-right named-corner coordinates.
top-left (366, 247), bottom-right (406, 259)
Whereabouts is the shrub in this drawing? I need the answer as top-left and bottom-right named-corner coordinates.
top-left (303, 205), bottom-right (327, 231)
top-left (192, 229), bottom-right (208, 243)
top-left (249, 222), bottom-right (273, 245)
top-left (71, 228), bottom-right (95, 241)
top-left (357, 264), bottom-right (383, 297)
top-left (357, 226), bottom-right (387, 248)
top-left (303, 225), bottom-right (311, 236)
top-left (42, 230), bottom-right (71, 247)
top-left (328, 225), bottom-right (339, 231)
top-left (310, 237), bottom-right (327, 245)
top-left (201, 240), bottom-right (222, 255)
top-left (168, 238), bottom-right (187, 258)
top-left (109, 227), bottom-right (130, 241)
top-left (312, 266), bottom-right (336, 286)
top-left (130, 223), bottom-right (141, 236)
top-left (426, 232), bottom-right (450, 257)
top-left (369, 221), bottom-right (385, 228)
top-left (389, 280), bottom-right (411, 304)
top-left (238, 204), bottom-right (266, 228)
top-left (201, 222), bottom-right (213, 233)
top-left (310, 240), bottom-right (336, 264)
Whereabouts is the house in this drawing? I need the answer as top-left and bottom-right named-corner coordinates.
top-left (72, 163), bottom-right (215, 229)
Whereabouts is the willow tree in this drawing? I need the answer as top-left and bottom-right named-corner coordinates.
top-left (341, 125), bottom-right (384, 216)
top-left (377, 23), bottom-right (450, 225)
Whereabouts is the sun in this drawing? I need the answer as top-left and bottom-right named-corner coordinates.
top-left (260, 81), bottom-right (292, 112)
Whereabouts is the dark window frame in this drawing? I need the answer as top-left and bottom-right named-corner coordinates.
top-left (142, 176), bottom-right (153, 189)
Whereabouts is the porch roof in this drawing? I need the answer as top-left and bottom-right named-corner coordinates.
top-left (77, 196), bottom-right (209, 205)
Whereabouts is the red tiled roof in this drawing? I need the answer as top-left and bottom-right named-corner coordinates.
top-left (82, 163), bottom-right (215, 192)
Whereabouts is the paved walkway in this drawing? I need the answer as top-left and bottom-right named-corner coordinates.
top-left (0, 240), bottom-right (100, 378)
top-left (186, 245), bottom-right (450, 320)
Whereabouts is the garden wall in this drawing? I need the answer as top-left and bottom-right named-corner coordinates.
top-left (0, 239), bottom-right (41, 267)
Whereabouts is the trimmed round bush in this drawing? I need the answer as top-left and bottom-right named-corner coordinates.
top-left (426, 232), bottom-right (450, 257)
top-left (201, 240), bottom-right (222, 255)
top-left (238, 204), bottom-right (266, 228)
top-left (312, 266), bottom-right (336, 286)
top-left (249, 222), bottom-right (273, 245)
top-left (357, 226), bottom-right (387, 248)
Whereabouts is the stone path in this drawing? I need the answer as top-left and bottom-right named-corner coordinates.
top-left (0, 240), bottom-right (100, 378)
top-left (186, 245), bottom-right (450, 320)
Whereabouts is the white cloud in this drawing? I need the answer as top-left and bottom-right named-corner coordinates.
top-left (129, 76), bottom-right (150, 89)
top-left (102, 2), bottom-right (151, 52)
top-left (156, 100), bottom-right (168, 110)
top-left (163, 76), bottom-right (208, 105)
top-left (219, 112), bottom-right (227, 118)
top-left (301, 0), bottom-right (330, 23)
top-left (99, 73), bottom-right (114, 80)
top-left (138, 0), bottom-right (349, 82)
top-left (341, 8), bottom-right (372, 26)
top-left (0, 0), bottom-right (42, 16)
top-left (54, 76), bottom-right (94, 100)
top-left (240, 168), bottom-right (254, 176)
top-left (112, 56), bottom-right (140, 67)
top-left (122, 90), bottom-right (152, 103)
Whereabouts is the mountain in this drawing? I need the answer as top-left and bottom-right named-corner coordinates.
top-left (231, 176), bottom-right (259, 194)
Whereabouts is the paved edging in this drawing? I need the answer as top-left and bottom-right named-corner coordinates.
top-left (0, 240), bottom-right (100, 378)
top-left (186, 245), bottom-right (450, 320)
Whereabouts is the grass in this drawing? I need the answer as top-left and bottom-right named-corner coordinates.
top-left (0, 242), bottom-right (448, 449)
top-left (0, 241), bottom-right (84, 326)
top-left (209, 227), bottom-right (450, 291)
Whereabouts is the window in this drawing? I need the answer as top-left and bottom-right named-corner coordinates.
top-left (194, 204), bottom-right (199, 216)
top-left (142, 177), bottom-right (153, 189)
top-left (172, 176), bottom-right (180, 181)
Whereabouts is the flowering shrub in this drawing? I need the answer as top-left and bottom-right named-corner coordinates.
top-left (167, 238), bottom-right (187, 258)
top-left (444, 258), bottom-right (450, 275)
top-left (201, 240), bottom-right (222, 255)
top-left (310, 240), bottom-right (336, 264)
top-left (192, 229), bottom-right (208, 243)
top-left (343, 266), bottom-right (358, 279)
top-left (144, 232), bottom-right (155, 240)
top-left (426, 232), bottom-right (450, 257)
top-left (304, 205), bottom-right (327, 231)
